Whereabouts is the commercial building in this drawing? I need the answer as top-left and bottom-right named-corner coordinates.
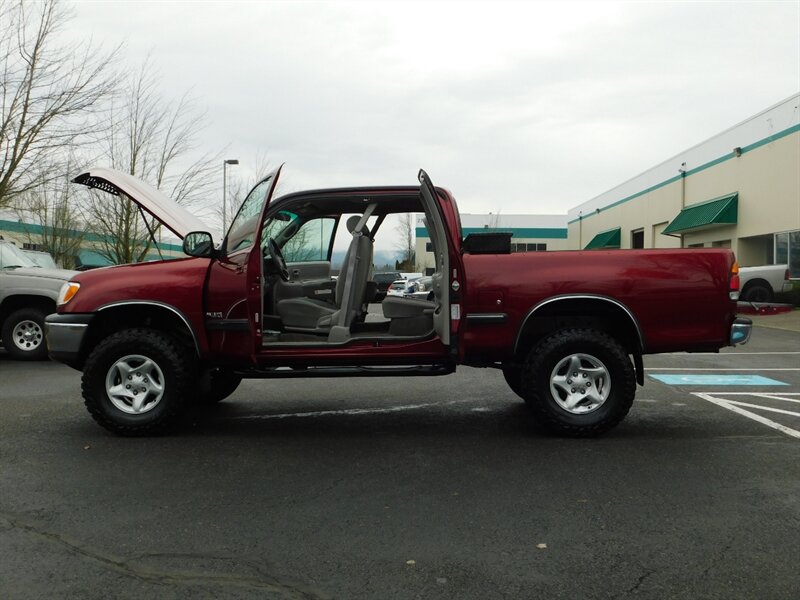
top-left (415, 213), bottom-right (569, 273)
top-left (568, 94), bottom-right (799, 277)
top-left (0, 216), bottom-right (184, 269)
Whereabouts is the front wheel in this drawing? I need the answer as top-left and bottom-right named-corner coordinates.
top-left (521, 329), bottom-right (635, 437)
top-left (2, 308), bottom-right (48, 360)
top-left (82, 328), bottom-right (193, 436)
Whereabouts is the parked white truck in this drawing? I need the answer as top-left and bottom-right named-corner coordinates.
top-left (0, 240), bottom-right (77, 359)
top-left (738, 264), bottom-right (792, 302)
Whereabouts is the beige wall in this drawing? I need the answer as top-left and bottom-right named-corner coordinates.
top-left (569, 131), bottom-right (800, 265)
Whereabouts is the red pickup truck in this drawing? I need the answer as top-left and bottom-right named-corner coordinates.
top-left (45, 166), bottom-right (751, 437)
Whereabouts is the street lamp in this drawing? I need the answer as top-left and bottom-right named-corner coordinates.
top-left (222, 159), bottom-right (239, 233)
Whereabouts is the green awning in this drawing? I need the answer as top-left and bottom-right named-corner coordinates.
top-left (75, 249), bottom-right (113, 269)
top-left (662, 193), bottom-right (738, 235)
top-left (584, 227), bottom-right (621, 250)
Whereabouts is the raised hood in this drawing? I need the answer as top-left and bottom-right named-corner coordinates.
top-left (72, 167), bottom-right (209, 240)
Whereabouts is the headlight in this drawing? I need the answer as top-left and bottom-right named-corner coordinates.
top-left (57, 282), bottom-right (81, 305)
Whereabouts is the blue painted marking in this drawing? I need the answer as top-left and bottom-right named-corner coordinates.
top-left (649, 374), bottom-right (788, 386)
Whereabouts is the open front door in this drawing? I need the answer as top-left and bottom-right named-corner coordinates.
top-left (204, 166), bottom-right (283, 362)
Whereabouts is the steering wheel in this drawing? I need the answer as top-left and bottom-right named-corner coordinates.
top-left (267, 237), bottom-right (290, 281)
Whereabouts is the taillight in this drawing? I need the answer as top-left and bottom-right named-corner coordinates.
top-left (785, 269), bottom-right (791, 282)
top-left (729, 261), bottom-right (740, 301)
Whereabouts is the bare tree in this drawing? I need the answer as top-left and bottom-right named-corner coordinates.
top-left (394, 213), bottom-right (416, 271)
top-left (84, 58), bottom-right (218, 264)
top-left (0, 0), bottom-right (118, 208)
top-left (12, 162), bottom-right (86, 268)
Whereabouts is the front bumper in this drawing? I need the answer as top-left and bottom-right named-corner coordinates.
top-left (45, 313), bottom-right (93, 368)
top-left (730, 317), bottom-right (752, 346)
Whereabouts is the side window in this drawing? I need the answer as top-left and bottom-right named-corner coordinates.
top-left (282, 218), bottom-right (336, 263)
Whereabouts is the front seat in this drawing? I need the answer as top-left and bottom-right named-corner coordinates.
top-left (277, 215), bottom-right (374, 332)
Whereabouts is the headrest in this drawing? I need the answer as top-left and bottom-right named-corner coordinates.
top-left (346, 215), bottom-right (370, 237)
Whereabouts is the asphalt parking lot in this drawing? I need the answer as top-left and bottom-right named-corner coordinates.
top-left (1, 317), bottom-right (799, 599)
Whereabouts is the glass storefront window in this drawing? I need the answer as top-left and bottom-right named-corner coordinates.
top-left (774, 230), bottom-right (799, 278)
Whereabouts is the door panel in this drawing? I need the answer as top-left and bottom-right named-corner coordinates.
top-left (204, 167), bottom-right (282, 362)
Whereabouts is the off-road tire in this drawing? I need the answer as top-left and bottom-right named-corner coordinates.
top-left (521, 328), bottom-right (635, 437)
top-left (2, 308), bottom-right (48, 360)
top-left (82, 328), bottom-right (193, 436)
top-left (196, 369), bottom-right (242, 405)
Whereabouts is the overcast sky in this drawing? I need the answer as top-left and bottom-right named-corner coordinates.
top-left (68, 0), bottom-right (799, 220)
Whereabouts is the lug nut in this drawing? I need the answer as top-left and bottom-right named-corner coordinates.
top-left (571, 388), bottom-right (576, 393)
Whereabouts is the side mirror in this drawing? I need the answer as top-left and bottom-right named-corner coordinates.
top-left (183, 231), bottom-right (215, 258)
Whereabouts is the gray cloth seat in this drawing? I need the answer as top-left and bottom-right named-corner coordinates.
top-left (277, 215), bottom-right (373, 330)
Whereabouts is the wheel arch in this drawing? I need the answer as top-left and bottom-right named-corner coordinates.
top-left (514, 295), bottom-right (645, 380)
top-left (1, 294), bottom-right (56, 325)
top-left (740, 278), bottom-right (772, 293)
top-left (80, 301), bottom-right (201, 367)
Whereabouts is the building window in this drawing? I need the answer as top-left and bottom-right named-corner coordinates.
top-left (631, 229), bottom-right (644, 249)
top-left (510, 243), bottom-right (547, 253)
top-left (687, 243), bottom-right (705, 248)
top-left (22, 242), bottom-right (46, 251)
top-left (775, 230), bottom-right (800, 278)
top-left (711, 240), bottom-right (731, 248)
top-left (425, 242), bottom-right (433, 252)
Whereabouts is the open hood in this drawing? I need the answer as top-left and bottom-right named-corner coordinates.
top-left (72, 167), bottom-right (209, 240)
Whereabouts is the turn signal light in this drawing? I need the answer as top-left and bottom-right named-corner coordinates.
top-left (57, 282), bottom-right (81, 305)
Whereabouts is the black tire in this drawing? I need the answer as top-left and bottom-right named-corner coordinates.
top-left (82, 328), bottom-right (194, 436)
top-left (502, 365), bottom-right (526, 401)
top-left (2, 308), bottom-right (48, 360)
top-left (740, 283), bottom-right (773, 303)
top-left (521, 329), bottom-right (635, 437)
top-left (196, 369), bottom-right (242, 405)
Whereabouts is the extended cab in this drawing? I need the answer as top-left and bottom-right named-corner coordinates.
top-left (45, 166), bottom-right (751, 437)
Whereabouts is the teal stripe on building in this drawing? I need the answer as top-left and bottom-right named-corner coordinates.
top-left (0, 219), bottom-right (184, 252)
top-left (567, 123), bottom-right (800, 225)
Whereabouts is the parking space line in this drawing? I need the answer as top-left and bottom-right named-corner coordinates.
top-left (693, 393), bottom-right (800, 440)
top-left (723, 400), bottom-right (800, 418)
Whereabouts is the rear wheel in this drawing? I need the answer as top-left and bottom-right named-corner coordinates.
top-left (82, 328), bottom-right (193, 436)
top-left (740, 283), bottom-right (773, 303)
top-left (2, 308), bottom-right (48, 360)
top-left (520, 328), bottom-right (635, 437)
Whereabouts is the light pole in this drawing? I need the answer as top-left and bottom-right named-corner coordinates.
top-left (222, 159), bottom-right (239, 233)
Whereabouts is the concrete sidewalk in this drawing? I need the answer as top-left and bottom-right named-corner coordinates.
top-left (749, 308), bottom-right (800, 333)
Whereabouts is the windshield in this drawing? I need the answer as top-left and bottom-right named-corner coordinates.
top-left (23, 251), bottom-right (58, 269)
top-left (0, 242), bottom-right (38, 269)
top-left (225, 175), bottom-right (275, 253)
